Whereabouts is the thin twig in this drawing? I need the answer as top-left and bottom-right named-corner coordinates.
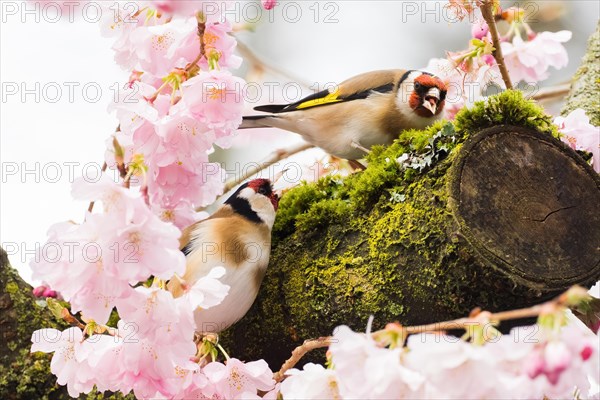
top-left (195, 141), bottom-right (314, 212)
top-left (274, 337), bottom-right (332, 382)
top-left (87, 162), bottom-right (108, 213)
top-left (61, 310), bottom-right (86, 330)
top-left (225, 142), bottom-right (314, 193)
top-left (273, 288), bottom-right (585, 381)
top-left (531, 83), bottom-right (571, 102)
top-left (186, 17), bottom-right (206, 73)
top-left (235, 39), bottom-right (313, 89)
top-left (480, 0), bottom-right (513, 89)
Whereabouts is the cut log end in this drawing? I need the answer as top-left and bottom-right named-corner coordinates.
top-left (449, 125), bottom-right (600, 291)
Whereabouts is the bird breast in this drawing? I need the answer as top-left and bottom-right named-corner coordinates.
top-left (183, 216), bottom-right (272, 333)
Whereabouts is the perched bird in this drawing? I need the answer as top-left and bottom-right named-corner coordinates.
top-left (168, 178), bottom-right (279, 334)
top-left (240, 70), bottom-right (447, 160)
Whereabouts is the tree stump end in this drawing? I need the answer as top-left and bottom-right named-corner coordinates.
top-left (449, 125), bottom-right (600, 291)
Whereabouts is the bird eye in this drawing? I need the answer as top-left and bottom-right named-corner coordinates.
top-left (414, 82), bottom-right (423, 91)
top-left (258, 186), bottom-right (268, 195)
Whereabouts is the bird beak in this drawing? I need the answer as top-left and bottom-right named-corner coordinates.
top-left (422, 88), bottom-right (441, 115)
top-left (273, 168), bottom-right (290, 183)
top-left (271, 192), bottom-right (281, 211)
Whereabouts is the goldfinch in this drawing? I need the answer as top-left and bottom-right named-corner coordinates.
top-left (168, 178), bottom-right (278, 334)
top-left (239, 70), bottom-right (447, 160)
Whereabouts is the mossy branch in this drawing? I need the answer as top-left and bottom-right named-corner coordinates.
top-left (223, 90), bottom-right (600, 368)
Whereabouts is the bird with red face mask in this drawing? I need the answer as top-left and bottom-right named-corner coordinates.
top-left (168, 178), bottom-right (279, 334)
top-left (239, 70), bottom-right (447, 161)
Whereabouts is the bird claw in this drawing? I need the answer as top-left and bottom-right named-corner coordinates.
top-left (351, 141), bottom-right (371, 154)
top-left (348, 160), bottom-right (367, 171)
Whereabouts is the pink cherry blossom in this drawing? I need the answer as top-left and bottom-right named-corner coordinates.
top-left (502, 30), bottom-right (571, 83)
top-left (153, 110), bottom-right (215, 170)
top-left (330, 325), bottom-right (424, 399)
top-left (425, 57), bottom-right (501, 119)
top-left (177, 70), bottom-right (245, 146)
top-left (33, 175), bottom-right (185, 324)
top-left (128, 17), bottom-right (199, 77)
top-left (554, 108), bottom-right (600, 172)
top-left (99, 3), bottom-right (167, 71)
top-left (71, 173), bottom-right (138, 214)
top-left (172, 369), bottom-right (210, 399)
top-left (151, 199), bottom-right (203, 229)
top-left (102, 203), bottom-right (186, 281)
top-left (150, 0), bottom-right (204, 16)
top-left (203, 358), bottom-right (275, 398)
top-left (201, 21), bottom-right (243, 70)
top-left (32, 285), bottom-right (47, 297)
top-left (279, 363), bottom-right (340, 399)
top-left (43, 287), bottom-right (58, 298)
top-left (100, 3), bottom-right (200, 75)
top-left (31, 328), bottom-right (96, 397)
top-left (146, 161), bottom-right (224, 208)
top-left (101, 320), bottom-right (198, 398)
top-left (71, 174), bottom-right (186, 280)
top-left (404, 332), bottom-right (501, 399)
top-left (116, 287), bottom-right (182, 339)
top-left (181, 266), bottom-right (231, 309)
top-left (30, 215), bottom-right (132, 324)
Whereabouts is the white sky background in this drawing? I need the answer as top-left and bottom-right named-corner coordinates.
top-left (1, 0), bottom-right (599, 285)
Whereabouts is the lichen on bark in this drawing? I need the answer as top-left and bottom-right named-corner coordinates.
top-left (0, 247), bottom-right (69, 400)
top-left (561, 20), bottom-right (600, 125)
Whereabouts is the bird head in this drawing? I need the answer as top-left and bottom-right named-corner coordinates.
top-left (398, 71), bottom-right (447, 118)
top-left (225, 178), bottom-right (279, 228)
top-left (246, 178), bottom-right (279, 212)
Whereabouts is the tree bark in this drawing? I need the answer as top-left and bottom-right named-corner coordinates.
top-left (561, 20), bottom-right (600, 125)
top-left (0, 247), bottom-right (70, 399)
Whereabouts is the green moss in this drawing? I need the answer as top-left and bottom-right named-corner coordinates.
top-left (224, 90), bottom-right (559, 367)
top-left (454, 90), bottom-right (559, 137)
top-left (1, 249), bottom-right (69, 399)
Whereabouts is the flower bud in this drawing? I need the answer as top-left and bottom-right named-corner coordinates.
top-left (32, 285), bottom-right (47, 297)
top-left (471, 20), bottom-right (489, 39)
top-left (42, 288), bottom-right (58, 298)
top-left (262, 0), bottom-right (277, 10)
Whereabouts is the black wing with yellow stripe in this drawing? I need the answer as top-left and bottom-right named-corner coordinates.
top-left (253, 83), bottom-right (395, 114)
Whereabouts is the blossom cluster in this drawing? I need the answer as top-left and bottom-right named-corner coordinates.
top-left (31, 325), bottom-right (275, 398)
top-left (29, 175), bottom-right (276, 398)
top-left (425, 4), bottom-right (600, 172)
top-left (30, 1), bottom-right (279, 398)
top-left (101, 1), bottom-right (249, 229)
top-left (555, 108), bottom-right (600, 173)
top-left (281, 320), bottom-right (600, 399)
top-left (29, 176), bottom-right (276, 398)
top-left (427, 5), bottom-right (571, 120)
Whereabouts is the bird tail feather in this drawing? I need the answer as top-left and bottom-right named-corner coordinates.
top-left (239, 115), bottom-right (276, 129)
